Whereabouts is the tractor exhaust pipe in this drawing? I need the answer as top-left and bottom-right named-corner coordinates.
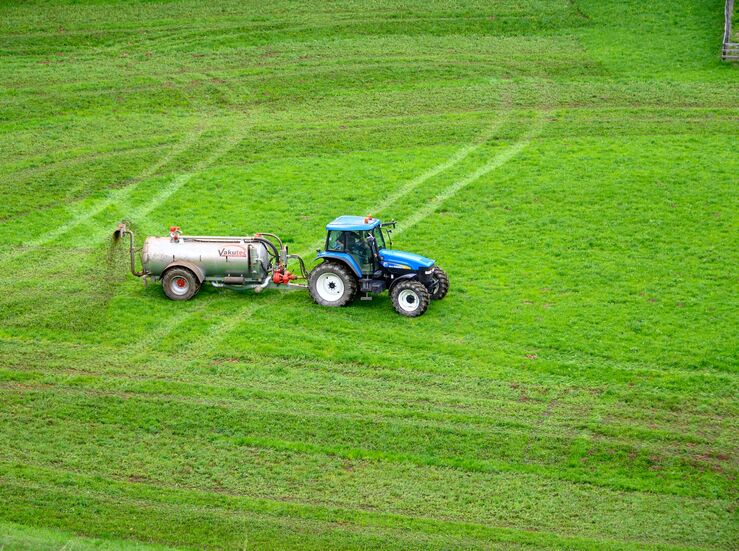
top-left (113, 222), bottom-right (145, 277)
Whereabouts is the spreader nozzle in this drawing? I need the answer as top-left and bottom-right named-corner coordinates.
top-left (112, 222), bottom-right (144, 277)
top-left (113, 222), bottom-right (127, 241)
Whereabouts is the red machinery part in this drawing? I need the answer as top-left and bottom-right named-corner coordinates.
top-left (272, 270), bottom-right (297, 285)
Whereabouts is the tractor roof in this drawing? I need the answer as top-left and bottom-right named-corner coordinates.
top-left (326, 215), bottom-right (381, 231)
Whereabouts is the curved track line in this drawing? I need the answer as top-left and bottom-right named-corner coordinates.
top-left (0, 123), bottom-right (248, 301)
top-left (6, 143), bottom-right (168, 183)
top-left (9, 124), bottom-right (206, 256)
top-left (301, 114), bottom-right (512, 254)
top-left (395, 113), bottom-right (546, 237)
top-left (120, 125), bottom-right (245, 228)
top-left (367, 116), bottom-right (510, 217)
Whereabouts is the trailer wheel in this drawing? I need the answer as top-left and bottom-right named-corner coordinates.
top-left (308, 262), bottom-right (357, 307)
top-left (162, 267), bottom-right (200, 301)
top-left (429, 267), bottom-right (449, 300)
top-left (391, 280), bottom-right (430, 317)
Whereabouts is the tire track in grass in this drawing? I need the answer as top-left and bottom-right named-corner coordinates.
top-left (394, 111), bottom-right (547, 238)
top-left (0, 70), bottom-right (249, 321)
top-left (4, 123), bottom-right (207, 259)
top-left (6, 343), bottom-right (734, 471)
top-left (117, 122), bottom-right (247, 229)
top-left (304, 112), bottom-right (514, 254)
top-left (5, 385), bottom-right (734, 502)
top-left (107, 73), bottom-right (247, 238)
top-left (6, 338), bottom-right (733, 437)
top-left (4, 370), bottom-right (724, 463)
top-left (5, 143), bottom-right (169, 184)
top-left (0, 120), bottom-right (246, 280)
top-left (127, 294), bottom-right (253, 356)
top-left (0, 120), bottom-right (251, 330)
top-left (136, 114), bottom-right (514, 357)
top-left (1, 464), bottom-right (666, 551)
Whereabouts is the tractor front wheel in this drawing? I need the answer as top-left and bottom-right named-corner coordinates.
top-left (391, 280), bottom-right (430, 317)
top-left (308, 262), bottom-right (357, 307)
top-left (429, 267), bottom-right (449, 300)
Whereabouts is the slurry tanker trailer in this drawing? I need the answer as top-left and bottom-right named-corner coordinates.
top-left (114, 215), bottom-right (448, 317)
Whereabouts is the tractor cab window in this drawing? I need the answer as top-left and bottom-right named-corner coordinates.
top-left (372, 227), bottom-right (386, 250)
top-left (326, 230), bottom-right (344, 252)
top-left (345, 230), bottom-right (374, 272)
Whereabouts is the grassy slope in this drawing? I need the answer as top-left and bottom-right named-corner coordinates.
top-left (0, 0), bottom-right (737, 549)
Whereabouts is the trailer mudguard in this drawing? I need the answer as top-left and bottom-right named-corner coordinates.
top-left (163, 260), bottom-right (206, 283)
top-left (316, 251), bottom-right (362, 278)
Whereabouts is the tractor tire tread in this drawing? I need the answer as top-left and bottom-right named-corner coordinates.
top-left (391, 280), bottom-right (430, 317)
top-left (430, 267), bottom-right (450, 300)
top-left (308, 261), bottom-right (357, 307)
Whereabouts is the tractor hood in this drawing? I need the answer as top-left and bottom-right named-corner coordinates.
top-left (379, 249), bottom-right (435, 270)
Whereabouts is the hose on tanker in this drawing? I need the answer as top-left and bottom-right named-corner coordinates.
top-left (257, 232), bottom-right (283, 251)
top-left (287, 254), bottom-right (309, 279)
top-left (250, 237), bottom-right (280, 263)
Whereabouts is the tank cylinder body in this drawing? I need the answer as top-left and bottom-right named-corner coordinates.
top-left (142, 236), bottom-right (271, 283)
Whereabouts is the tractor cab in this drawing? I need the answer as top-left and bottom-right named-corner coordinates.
top-left (310, 215), bottom-right (449, 317)
top-left (322, 215), bottom-right (385, 275)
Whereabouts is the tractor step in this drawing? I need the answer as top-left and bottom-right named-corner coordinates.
top-left (360, 293), bottom-right (373, 301)
top-left (359, 278), bottom-right (386, 294)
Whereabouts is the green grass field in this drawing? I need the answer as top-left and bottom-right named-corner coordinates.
top-left (1, 0), bottom-right (737, 549)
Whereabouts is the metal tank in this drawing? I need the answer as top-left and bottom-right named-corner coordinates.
top-left (142, 235), bottom-right (273, 284)
top-left (113, 223), bottom-right (307, 299)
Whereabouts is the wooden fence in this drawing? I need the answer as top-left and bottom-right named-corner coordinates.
top-left (723, 0), bottom-right (738, 60)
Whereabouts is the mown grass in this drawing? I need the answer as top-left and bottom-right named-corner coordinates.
top-left (0, 0), bottom-right (737, 549)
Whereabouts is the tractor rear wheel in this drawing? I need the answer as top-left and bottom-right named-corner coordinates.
top-left (162, 267), bottom-right (200, 301)
top-left (308, 262), bottom-right (357, 307)
top-left (391, 280), bottom-right (430, 317)
top-left (429, 267), bottom-right (449, 300)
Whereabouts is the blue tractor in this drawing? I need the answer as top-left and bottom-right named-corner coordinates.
top-left (308, 215), bottom-right (449, 317)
